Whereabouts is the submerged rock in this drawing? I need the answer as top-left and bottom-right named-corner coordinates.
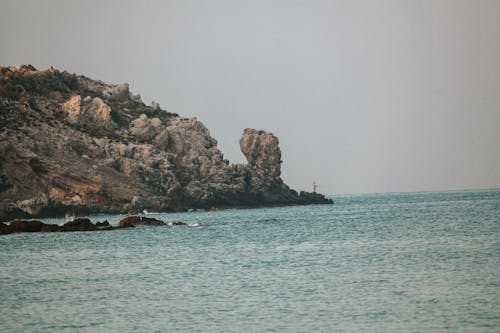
top-left (171, 221), bottom-right (187, 226)
top-left (0, 222), bottom-right (12, 234)
top-left (62, 218), bottom-right (97, 231)
top-left (41, 224), bottom-right (61, 232)
top-left (9, 219), bottom-right (44, 233)
top-left (1, 217), bottom-right (140, 236)
top-left (95, 221), bottom-right (111, 229)
top-left (118, 216), bottom-right (166, 227)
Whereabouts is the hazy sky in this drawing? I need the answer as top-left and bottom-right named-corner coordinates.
top-left (1, 0), bottom-right (499, 194)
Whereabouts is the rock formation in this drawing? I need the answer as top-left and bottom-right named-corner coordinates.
top-left (0, 65), bottom-right (332, 221)
top-left (0, 216), bottom-right (189, 235)
top-left (0, 218), bottom-right (128, 234)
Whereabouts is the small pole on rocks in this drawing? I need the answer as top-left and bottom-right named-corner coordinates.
top-left (313, 181), bottom-right (318, 193)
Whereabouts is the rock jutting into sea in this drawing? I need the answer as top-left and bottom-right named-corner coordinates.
top-left (0, 65), bottom-right (332, 221)
top-left (0, 216), bottom-right (188, 235)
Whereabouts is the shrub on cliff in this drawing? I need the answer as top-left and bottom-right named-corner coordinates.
top-left (0, 66), bottom-right (79, 100)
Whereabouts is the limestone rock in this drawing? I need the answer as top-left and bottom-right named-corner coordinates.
top-left (129, 114), bottom-right (162, 142)
top-left (240, 128), bottom-right (282, 187)
top-left (86, 97), bottom-right (112, 124)
top-left (62, 95), bottom-right (113, 127)
top-left (62, 95), bottom-right (82, 123)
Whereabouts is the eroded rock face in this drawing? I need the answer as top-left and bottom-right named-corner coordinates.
top-left (240, 128), bottom-right (282, 188)
top-left (0, 65), bottom-right (332, 221)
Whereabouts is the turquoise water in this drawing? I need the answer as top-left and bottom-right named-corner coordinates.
top-left (1, 190), bottom-right (499, 332)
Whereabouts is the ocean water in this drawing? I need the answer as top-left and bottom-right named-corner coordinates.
top-left (1, 190), bottom-right (499, 332)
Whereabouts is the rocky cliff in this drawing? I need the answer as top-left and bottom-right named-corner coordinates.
top-left (0, 65), bottom-right (332, 220)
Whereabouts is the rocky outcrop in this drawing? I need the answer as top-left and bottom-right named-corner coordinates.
top-left (240, 128), bottom-right (281, 179)
top-left (0, 65), bottom-right (332, 221)
top-left (240, 128), bottom-right (283, 191)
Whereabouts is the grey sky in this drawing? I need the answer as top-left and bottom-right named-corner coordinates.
top-left (1, 0), bottom-right (499, 194)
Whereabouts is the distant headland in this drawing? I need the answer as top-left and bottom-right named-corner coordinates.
top-left (0, 65), bottom-right (332, 221)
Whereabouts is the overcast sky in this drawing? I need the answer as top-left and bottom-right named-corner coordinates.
top-left (1, 0), bottom-right (499, 194)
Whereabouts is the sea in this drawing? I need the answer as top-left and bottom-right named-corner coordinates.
top-left (1, 189), bottom-right (499, 332)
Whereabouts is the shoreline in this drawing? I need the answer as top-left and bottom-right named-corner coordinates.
top-left (1, 199), bottom-right (334, 224)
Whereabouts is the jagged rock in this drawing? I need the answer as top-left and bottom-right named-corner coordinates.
top-left (103, 83), bottom-right (129, 101)
top-left (130, 92), bottom-right (142, 103)
top-left (0, 65), bottom-right (332, 221)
